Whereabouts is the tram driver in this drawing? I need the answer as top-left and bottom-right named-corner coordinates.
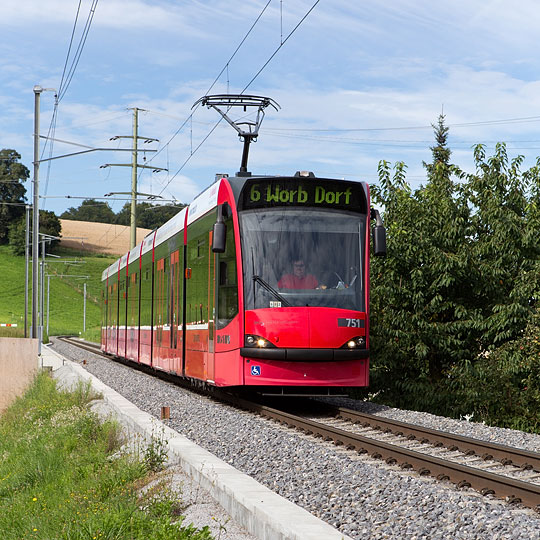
top-left (278, 258), bottom-right (319, 289)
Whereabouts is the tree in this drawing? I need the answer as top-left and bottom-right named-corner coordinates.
top-left (424, 113), bottom-right (451, 171)
top-left (60, 199), bottom-right (116, 223)
top-left (368, 119), bottom-right (540, 429)
top-left (9, 210), bottom-right (62, 256)
top-left (115, 202), bottom-right (185, 229)
top-left (0, 149), bottom-right (29, 244)
top-left (369, 116), bottom-right (474, 408)
top-left (462, 143), bottom-right (538, 348)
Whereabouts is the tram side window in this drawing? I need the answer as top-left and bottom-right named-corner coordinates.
top-left (217, 214), bottom-right (238, 329)
top-left (119, 279), bottom-right (127, 327)
top-left (140, 260), bottom-right (152, 328)
top-left (129, 271), bottom-right (138, 327)
top-left (187, 213), bottom-right (215, 325)
top-left (156, 258), bottom-right (170, 327)
top-left (163, 259), bottom-right (169, 326)
top-left (111, 283), bottom-right (118, 326)
top-left (101, 288), bottom-right (106, 329)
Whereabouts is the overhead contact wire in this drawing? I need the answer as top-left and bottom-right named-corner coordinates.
top-left (158, 0), bottom-right (321, 196)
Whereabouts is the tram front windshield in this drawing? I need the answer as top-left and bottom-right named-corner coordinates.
top-left (241, 208), bottom-right (366, 310)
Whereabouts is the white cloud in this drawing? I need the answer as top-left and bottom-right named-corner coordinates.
top-left (6, 1), bottom-right (540, 214)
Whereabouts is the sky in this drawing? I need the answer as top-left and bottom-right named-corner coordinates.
top-left (3, 0), bottom-right (540, 218)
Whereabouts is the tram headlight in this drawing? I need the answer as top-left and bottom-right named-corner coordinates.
top-left (245, 335), bottom-right (275, 348)
top-left (342, 336), bottom-right (366, 349)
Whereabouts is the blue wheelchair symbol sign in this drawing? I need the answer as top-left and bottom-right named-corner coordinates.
top-left (251, 365), bottom-right (261, 376)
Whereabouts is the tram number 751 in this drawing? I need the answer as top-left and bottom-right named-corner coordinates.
top-left (337, 318), bottom-right (365, 328)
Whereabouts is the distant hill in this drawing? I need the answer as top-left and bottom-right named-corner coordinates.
top-left (60, 219), bottom-right (152, 256)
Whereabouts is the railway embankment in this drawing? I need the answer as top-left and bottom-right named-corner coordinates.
top-left (51, 338), bottom-right (540, 540)
top-left (42, 343), bottom-right (351, 540)
top-left (0, 354), bottom-right (222, 539)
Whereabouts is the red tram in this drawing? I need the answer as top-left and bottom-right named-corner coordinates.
top-left (101, 94), bottom-right (385, 393)
top-left (101, 171), bottom-right (385, 392)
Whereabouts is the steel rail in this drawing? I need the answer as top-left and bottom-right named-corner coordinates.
top-left (227, 397), bottom-right (540, 509)
top-left (58, 336), bottom-right (102, 355)
top-left (324, 406), bottom-right (540, 473)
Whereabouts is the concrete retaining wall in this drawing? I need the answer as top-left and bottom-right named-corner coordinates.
top-left (0, 338), bottom-right (39, 414)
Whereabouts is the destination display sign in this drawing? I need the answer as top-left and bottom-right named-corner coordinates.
top-left (239, 177), bottom-right (367, 213)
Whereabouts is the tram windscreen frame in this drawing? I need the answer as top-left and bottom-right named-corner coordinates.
top-left (240, 206), bottom-right (367, 311)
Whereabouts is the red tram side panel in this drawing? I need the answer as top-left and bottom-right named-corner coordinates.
top-left (101, 172), bottom-right (382, 391)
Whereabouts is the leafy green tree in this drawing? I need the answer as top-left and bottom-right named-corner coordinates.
top-left (450, 307), bottom-right (540, 431)
top-left (114, 201), bottom-right (185, 229)
top-left (369, 116), bottom-right (474, 407)
top-left (0, 149), bottom-right (29, 244)
top-left (368, 118), bottom-right (540, 430)
top-left (442, 145), bottom-right (540, 428)
top-left (60, 199), bottom-right (116, 223)
top-left (9, 210), bottom-right (62, 256)
top-left (462, 143), bottom-right (539, 347)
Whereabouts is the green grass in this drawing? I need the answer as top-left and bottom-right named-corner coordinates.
top-left (0, 372), bottom-right (213, 540)
top-left (0, 245), bottom-right (116, 339)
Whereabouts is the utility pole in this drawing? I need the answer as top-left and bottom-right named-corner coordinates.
top-left (32, 85), bottom-right (55, 341)
top-left (83, 282), bottom-right (87, 333)
top-left (40, 237), bottom-right (46, 333)
top-left (46, 275), bottom-right (50, 336)
top-left (24, 204), bottom-right (30, 338)
top-left (102, 108), bottom-right (166, 249)
top-left (130, 108), bottom-right (139, 250)
top-left (31, 86), bottom-right (40, 340)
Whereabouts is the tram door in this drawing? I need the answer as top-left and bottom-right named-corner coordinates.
top-left (186, 214), bottom-right (216, 382)
top-left (207, 230), bottom-right (216, 383)
top-left (170, 250), bottom-right (181, 372)
top-left (112, 282), bottom-right (118, 355)
top-left (102, 284), bottom-right (108, 350)
top-left (107, 283), bottom-right (114, 352)
top-left (155, 258), bottom-right (166, 366)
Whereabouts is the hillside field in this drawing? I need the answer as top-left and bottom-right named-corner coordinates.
top-left (59, 219), bottom-right (151, 256)
top-left (0, 245), bottom-right (116, 340)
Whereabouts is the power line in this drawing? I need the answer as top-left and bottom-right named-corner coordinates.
top-left (40, 0), bottom-right (100, 208)
top-left (158, 0), bottom-right (321, 196)
top-left (58, 0), bottom-right (83, 101)
top-left (145, 0), bottom-right (273, 173)
top-left (141, 0), bottom-right (281, 200)
top-left (58, 0), bottom-right (99, 102)
top-left (240, 0), bottom-right (320, 93)
top-left (57, 111), bottom-right (128, 130)
top-left (0, 201), bottom-right (29, 207)
top-left (46, 196), bottom-right (178, 202)
top-left (266, 131), bottom-right (540, 145)
top-left (263, 114), bottom-right (540, 133)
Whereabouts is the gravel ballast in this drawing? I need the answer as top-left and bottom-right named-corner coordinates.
top-left (51, 339), bottom-right (540, 540)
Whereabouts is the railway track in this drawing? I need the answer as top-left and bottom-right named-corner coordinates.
top-left (58, 336), bottom-right (540, 510)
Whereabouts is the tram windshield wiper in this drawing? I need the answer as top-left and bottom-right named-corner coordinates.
top-left (252, 275), bottom-right (291, 307)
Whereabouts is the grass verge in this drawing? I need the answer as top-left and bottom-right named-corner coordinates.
top-left (0, 373), bottom-right (213, 540)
